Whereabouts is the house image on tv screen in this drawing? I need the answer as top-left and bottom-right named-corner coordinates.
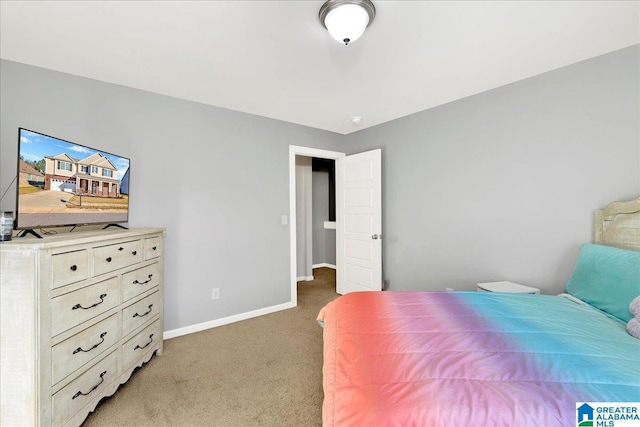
top-left (120, 167), bottom-right (130, 195)
top-left (45, 152), bottom-right (122, 197)
top-left (19, 159), bottom-right (45, 187)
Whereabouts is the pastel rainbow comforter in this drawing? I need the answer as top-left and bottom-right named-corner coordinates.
top-left (317, 291), bottom-right (640, 427)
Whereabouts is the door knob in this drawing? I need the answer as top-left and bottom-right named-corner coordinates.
top-left (372, 234), bottom-right (381, 240)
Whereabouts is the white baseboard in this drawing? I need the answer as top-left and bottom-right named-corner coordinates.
top-left (163, 301), bottom-right (295, 340)
top-left (297, 275), bottom-right (314, 281)
top-left (313, 263), bottom-right (336, 270)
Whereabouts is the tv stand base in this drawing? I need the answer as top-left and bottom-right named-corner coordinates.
top-left (18, 229), bottom-right (43, 239)
top-left (103, 223), bottom-right (129, 230)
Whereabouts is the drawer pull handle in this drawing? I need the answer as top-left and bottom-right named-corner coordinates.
top-left (132, 250), bottom-right (137, 256)
top-left (133, 274), bottom-right (153, 285)
top-left (133, 304), bottom-right (154, 318)
top-left (72, 332), bottom-right (107, 354)
top-left (72, 371), bottom-right (107, 400)
top-left (152, 246), bottom-right (157, 251)
top-left (134, 333), bottom-right (154, 351)
top-left (106, 257), bottom-right (112, 263)
top-left (72, 294), bottom-right (107, 310)
top-left (118, 247), bottom-right (124, 251)
top-left (70, 264), bottom-right (78, 271)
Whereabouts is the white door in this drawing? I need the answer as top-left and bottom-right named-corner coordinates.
top-left (336, 149), bottom-right (382, 295)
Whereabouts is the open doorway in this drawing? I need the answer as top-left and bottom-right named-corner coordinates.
top-left (289, 146), bottom-right (383, 306)
top-left (289, 146), bottom-right (345, 307)
top-left (311, 158), bottom-right (336, 269)
top-left (295, 157), bottom-right (336, 281)
top-left (295, 157), bottom-right (337, 300)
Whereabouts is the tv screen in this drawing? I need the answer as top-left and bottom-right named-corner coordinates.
top-left (15, 128), bottom-right (130, 230)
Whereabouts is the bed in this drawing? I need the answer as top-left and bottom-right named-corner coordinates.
top-left (317, 198), bottom-right (640, 426)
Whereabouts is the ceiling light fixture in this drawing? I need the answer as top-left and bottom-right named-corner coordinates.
top-left (319, 0), bottom-right (376, 46)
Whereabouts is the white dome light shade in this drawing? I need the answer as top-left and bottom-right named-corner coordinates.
top-left (319, 0), bottom-right (376, 46)
top-left (325, 4), bottom-right (369, 45)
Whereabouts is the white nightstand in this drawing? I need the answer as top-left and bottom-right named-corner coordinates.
top-left (477, 281), bottom-right (540, 294)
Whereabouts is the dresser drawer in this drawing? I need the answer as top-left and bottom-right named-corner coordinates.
top-left (52, 350), bottom-right (118, 427)
top-left (93, 240), bottom-right (143, 276)
top-left (144, 236), bottom-right (162, 260)
top-left (52, 250), bottom-right (89, 289)
top-left (51, 277), bottom-right (119, 336)
top-left (122, 291), bottom-right (161, 337)
top-left (122, 320), bottom-right (161, 372)
top-left (52, 314), bottom-right (119, 385)
top-left (122, 263), bottom-right (160, 302)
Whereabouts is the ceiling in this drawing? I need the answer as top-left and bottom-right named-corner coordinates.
top-left (1, 1), bottom-right (638, 135)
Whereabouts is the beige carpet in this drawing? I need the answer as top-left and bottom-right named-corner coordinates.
top-left (83, 268), bottom-right (338, 427)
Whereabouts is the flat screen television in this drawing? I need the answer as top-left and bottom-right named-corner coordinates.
top-left (15, 128), bottom-right (130, 233)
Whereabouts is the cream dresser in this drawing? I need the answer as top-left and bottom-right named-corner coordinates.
top-left (0, 228), bottom-right (164, 427)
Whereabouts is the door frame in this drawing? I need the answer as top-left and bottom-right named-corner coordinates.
top-left (289, 145), bottom-right (345, 307)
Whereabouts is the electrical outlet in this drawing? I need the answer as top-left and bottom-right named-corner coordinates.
top-left (446, 287), bottom-right (454, 292)
top-left (211, 288), bottom-right (220, 300)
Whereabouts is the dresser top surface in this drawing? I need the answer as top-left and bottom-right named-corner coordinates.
top-left (0, 227), bottom-right (165, 251)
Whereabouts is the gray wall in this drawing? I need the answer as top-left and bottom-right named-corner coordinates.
top-left (1, 44), bottom-right (638, 333)
top-left (0, 60), bottom-right (343, 331)
top-left (346, 45), bottom-right (640, 294)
